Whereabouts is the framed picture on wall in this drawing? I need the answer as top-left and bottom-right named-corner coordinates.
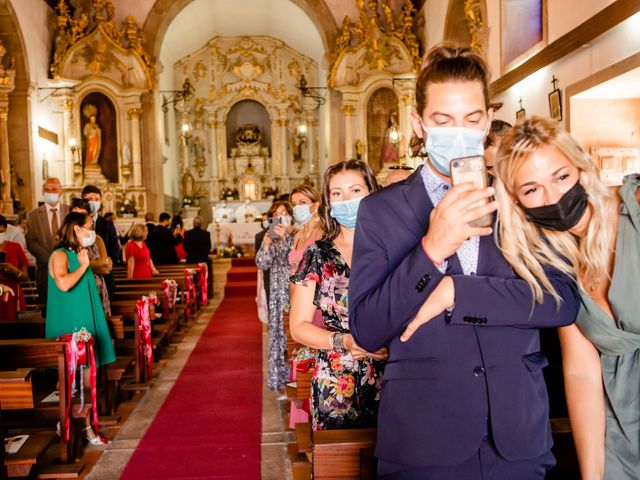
top-left (516, 107), bottom-right (526, 122)
top-left (548, 88), bottom-right (562, 121)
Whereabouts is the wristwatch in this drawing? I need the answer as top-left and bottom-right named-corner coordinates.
top-left (330, 332), bottom-right (347, 354)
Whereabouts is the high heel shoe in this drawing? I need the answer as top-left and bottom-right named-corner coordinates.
top-left (83, 426), bottom-right (110, 446)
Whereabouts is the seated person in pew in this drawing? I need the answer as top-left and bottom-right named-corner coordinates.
top-left (125, 224), bottom-right (159, 279)
top-left (46, 211), bottom-right (115, 445)
top-left (0, 215), bottom-right (28, 320)
top-left (290, 160), bottom-right (387, 431)
top-left (71, 198), bottom-right (112, 316)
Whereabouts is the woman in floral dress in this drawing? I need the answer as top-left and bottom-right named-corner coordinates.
top-left (256, 200), bottom-right (294, 395)
top-left (290, 160), bottom-right (386, 430)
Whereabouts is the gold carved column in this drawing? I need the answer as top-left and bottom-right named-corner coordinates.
top-left (128, 107), bottom-right (143, 187)
top-left (277, 112), bottom-right (289, 192)
top-left (0, 101), bottom-right (11, 213)
top-left (341, 104), bottom-right (355, 160)
top-left (0, 41), bottom-right (16, 214)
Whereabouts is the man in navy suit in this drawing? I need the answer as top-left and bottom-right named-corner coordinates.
top-left (349, 45), bottom-right (579, 479)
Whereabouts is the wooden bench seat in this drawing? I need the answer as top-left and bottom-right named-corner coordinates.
top-left (4, 430), bottom-right (56, 478)
top-left (312, 428), bottom-right (376, 480)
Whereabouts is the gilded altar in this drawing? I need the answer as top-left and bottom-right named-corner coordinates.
top-left (172, 35), bottom-right (321, 205)
top-left (47, 0), bottom-right (154, 215)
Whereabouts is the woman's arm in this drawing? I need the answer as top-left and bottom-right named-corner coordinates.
top-left (89, 236), bottom-right (112, 274)
top-left (150, 257), bottom-right (159, 275)
top-left (559, 323), bottom-right (605, 480)
top-left (49, 249), bottom-right (90, 292)
top-left (127, 256), bottom-right (135, 279)
top-left (290, 283), bottom-right (382, 360)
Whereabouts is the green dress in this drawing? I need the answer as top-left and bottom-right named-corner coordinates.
top-left (576, 174), bottom-right (640, 479)
top-left (46, 248), bottom-right (116, 368)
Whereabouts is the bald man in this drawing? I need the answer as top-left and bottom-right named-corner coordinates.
top-left (26, 178), bottom-right (69, 307)
top-left (384, 166), bottom-right (414, 187)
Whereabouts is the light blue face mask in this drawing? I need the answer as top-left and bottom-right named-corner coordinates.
top-left (293, 204), bottom-right (313, 225)
top-left (43, 192), bottom-right (59, 205)
top-left (330, 197), bottom-right (364, 229)
top-left (422, 123), bottom-right (486, 176)
top-left (88, 201), bottom-right (101, 214)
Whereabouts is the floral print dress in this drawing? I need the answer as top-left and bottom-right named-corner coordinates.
top-left (256, 233), bottom-right (293, 391)
top-left (291, 240), bottom-right (384, 431)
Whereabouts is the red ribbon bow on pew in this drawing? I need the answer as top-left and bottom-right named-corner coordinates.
top-left (197, 263), bottom-right (208, 306)
top-left (161, 279), bottom-right (178, 319)
top-left (56, 328), bottom-right (98, 443)
top-left (183, 269), bottom-right (193, 318)
top-left (136, 296), bottom-right (154, 381)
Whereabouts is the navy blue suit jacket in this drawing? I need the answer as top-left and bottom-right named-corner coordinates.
top-left (348, 166), bottom-right (579, 468)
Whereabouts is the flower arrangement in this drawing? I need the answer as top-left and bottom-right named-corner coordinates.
top-left (119, 198), bottom-right (137, 217)
top-left (182, 196), bottom-right (194, 207)
top-left (220, 245), bottom-right (244, 258)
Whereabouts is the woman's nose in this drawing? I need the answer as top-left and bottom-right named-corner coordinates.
top-left (543, 188), bottom-right (563, 206)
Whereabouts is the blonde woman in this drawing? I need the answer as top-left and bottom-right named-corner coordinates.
top-left (289, 184), bottom-right (323, 273)
top-left (124, 224), bottom-right (158, 279)
top-left (494, 116), bottom-right (639, 480)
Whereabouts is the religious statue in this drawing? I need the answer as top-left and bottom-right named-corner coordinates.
top-left (235, 124), bottom-right (262, 145)
top-left (192, 135), bottom-right (206, 165)
top-left (291, 134), bottom-right (305, 172)
top-left (83, 104), bottom-right (101, 165)
top-left (380, 111), bottom-right (400, 165)
top-left (181, 169), bottom-right (195, 199)
top-left (355, 139), bottom-right (364, 160)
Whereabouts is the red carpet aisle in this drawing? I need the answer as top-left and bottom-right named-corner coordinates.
top-left (121, 257), bottom-right (262, 479)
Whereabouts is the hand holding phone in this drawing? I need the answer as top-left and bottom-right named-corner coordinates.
top-left (268, 217), bottom-right (281, 240)
top-left (450, 155), bottom-right (493, 228)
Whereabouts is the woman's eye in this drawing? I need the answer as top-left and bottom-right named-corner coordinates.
top-left (557, 174), bottom-right (569, 182)
top-left (523, 187), bottom-right (537, 196)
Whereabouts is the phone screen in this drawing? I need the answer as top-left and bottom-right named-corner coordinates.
top-left (450, 155), bottom-right (492, 228)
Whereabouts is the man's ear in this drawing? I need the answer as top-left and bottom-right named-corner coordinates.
top-left (410, 111), bottom-right (425, 140)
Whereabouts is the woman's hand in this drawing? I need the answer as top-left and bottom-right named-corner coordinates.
top-left (262, 231), bottom-right (272, 249)
top-left (273, 224), bottom-right (286, 239)
top-left (344, 333), bottom-right (380, 361)
top-left (400, 276), bottom-right (455, 342)
top-left (78, 248), bottom-right (90, 269)
top-left (0, 283), bottom-right (15, 301)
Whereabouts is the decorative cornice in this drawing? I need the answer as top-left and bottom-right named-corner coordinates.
top-left (49, 0), bottom-right (155, 87)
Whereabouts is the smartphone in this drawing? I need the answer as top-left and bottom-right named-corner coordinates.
top-left (268, 217), bottom-right (281, 239)
top-left (450, 155), bottom-right (492, 228)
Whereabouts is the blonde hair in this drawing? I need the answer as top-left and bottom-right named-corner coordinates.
top-left (129, 223), bottom-right (148, 241)
top-left (290, 184), bottom-right (320, 204)
top-left (494, 116), bottom-right (611, 304)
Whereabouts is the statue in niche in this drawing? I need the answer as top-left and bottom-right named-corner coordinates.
top-left (181, 169), bottom-right (195, 199)
top-left (355, 139), bottom-right (364, 160)
top-left (9, 165), bottom-right (23, 203)
top-left (291, 134), bottom-right (306, 173)
top-left (236, 124), bottom-right (262, 145)
top-left (380, 111), bottom-right (400, 165)
top-left (192, 136), bottom-right (206, 165)
top-left (83, 104), bottom-right (102, 165)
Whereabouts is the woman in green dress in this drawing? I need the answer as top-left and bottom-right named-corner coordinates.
top-left (46, 211), bottom-right (115, 445)
top-left (494, 116), bottom-right (640, 479)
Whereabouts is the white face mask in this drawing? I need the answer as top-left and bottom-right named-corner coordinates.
top-left (44, 192), bottom-right (59, 205)
top-left (80, 228), bottom-right (96, 247)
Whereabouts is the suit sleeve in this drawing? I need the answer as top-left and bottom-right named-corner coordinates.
top-left (26, 214), bottom-right (50, 264)
top-left (348, 197), bottom-right (445, 352)
top-left (104, 220), bottom-right (120, 262)
top-left (448, 267), bottom-right (579, 328)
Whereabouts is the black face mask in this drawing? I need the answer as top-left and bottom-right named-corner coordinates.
top-left (522, 181), bottom-right (588, 231)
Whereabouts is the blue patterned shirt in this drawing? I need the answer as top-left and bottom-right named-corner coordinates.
top-left (421, 164), bottom-right (479, 275)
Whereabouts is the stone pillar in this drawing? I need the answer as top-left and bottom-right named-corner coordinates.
top-left (305, 110), bottom-right (318, 176)
top-left (0, 100), bottom-right (11, 213)
top-left (128, 108), bottom-right (143, 187)
top-left (342, 104), bottom-right (355, 160)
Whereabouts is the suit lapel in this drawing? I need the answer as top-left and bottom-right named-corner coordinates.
top-left (401, 166), bottom-right (431, 235)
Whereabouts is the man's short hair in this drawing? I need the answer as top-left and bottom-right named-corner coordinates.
top-left (159, 212), bottom-right (171, 223)
top-left (192, 216), bottom-right (203, 228)
top-left (81, 185), bottom-right (102, 197)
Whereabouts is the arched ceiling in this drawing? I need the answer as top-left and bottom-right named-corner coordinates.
top-left (159, 0), bottom-right (326, 67)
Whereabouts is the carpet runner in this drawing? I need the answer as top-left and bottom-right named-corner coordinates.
top-left (120, 257), bottom-right (262, 479)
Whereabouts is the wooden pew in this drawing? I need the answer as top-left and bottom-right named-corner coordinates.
top-left (312, 428), bottom-right (376, 480)
top-left (0, 339), bottom-right (79, 466)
